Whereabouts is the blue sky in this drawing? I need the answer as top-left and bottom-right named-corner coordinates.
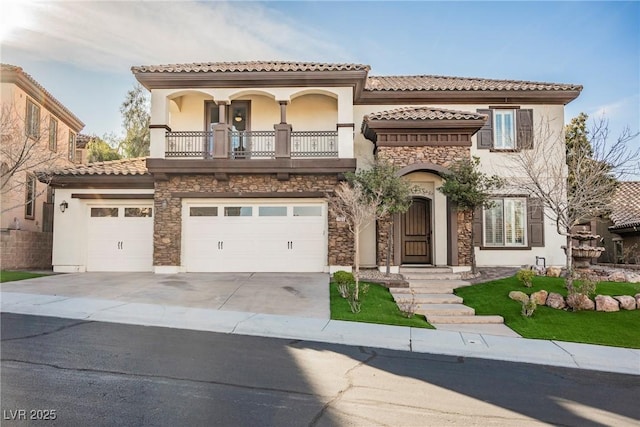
top-left (1, 1), bottom-right (638, 156)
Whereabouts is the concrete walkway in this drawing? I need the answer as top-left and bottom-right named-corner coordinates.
top-left (2, 286), bottom-right (638, 376)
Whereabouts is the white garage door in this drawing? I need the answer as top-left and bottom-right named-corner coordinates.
top-left (184, 201), bottom-right (326, 272)
top-left (87, 204), bottom-right (154, 272)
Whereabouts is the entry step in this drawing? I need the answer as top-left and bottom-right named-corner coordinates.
top-left (391, 293), bottom-right (464, 304)
top-left (425, 315), bottom-right (505, 324)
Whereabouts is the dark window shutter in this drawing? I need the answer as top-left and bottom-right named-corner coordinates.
top-left (476, 109), bottom-right (493, 149)
top-left (472, 206), bottom-right (483, 246)
top-left (517, 109), bottom-right (533, 149)
top-left (528, 198), bottom-right (544, 247)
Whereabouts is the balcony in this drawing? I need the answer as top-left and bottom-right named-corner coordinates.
top-left (165, 130), bottom-right (339, 159)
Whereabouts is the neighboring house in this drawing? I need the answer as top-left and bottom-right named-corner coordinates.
top-left (43, 61), bottom-right (581, 273)
top-left (1, 64), bottom-right (85, 269)
top-left (597, 181), bottom-right (640, 264)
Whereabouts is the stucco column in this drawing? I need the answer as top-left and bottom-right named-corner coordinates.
top-left (279, 100), bottom-right (288, 124)
top-left (336, 88), bottom-right (354, 158)
top-left (149, 90), bottom-right (170, 158)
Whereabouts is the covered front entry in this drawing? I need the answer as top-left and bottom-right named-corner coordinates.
top-left (400, 198), bottom-right (432, 264)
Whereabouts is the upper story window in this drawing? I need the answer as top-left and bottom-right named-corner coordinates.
top-left (493, 109), bottom-right (515, 149)
top-left (68, 132), bottom-right (76, 162)
top-left (49, 117), bottom-right (58, 152)
top-left (25, 173), bottom-right (36, 219)
top-left (25, 99), bottom-right (41, 139)
top-left (476, 108), bottom-right (533, 151)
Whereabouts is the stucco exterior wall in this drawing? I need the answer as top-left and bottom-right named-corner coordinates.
top-left (1, 82), bottom-right (79, 234)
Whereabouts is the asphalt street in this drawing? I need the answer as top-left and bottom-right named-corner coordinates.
top-left (1, 313), bottom-right (638, 426)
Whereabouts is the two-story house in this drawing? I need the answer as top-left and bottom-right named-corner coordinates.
top-left (1, 64), bottom-right (85, 270)
top-left (44, 61), bottom-right (581, 274)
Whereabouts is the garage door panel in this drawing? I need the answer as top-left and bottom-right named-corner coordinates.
top-left (184, 202), bottom-right (326, 272)
top-left (87, 203), bottom-right (153, 272)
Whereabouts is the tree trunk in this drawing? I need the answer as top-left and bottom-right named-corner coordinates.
top-left (470, 210), bottom-right (477, 275)
top-left (354, 227), bottom-right (360, 301)
top-left (565, 233), bottom-right (574, 292)
top-left (385, 217), bottom-right (393, 276)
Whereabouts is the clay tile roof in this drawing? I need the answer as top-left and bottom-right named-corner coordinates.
top-left (0, 63), bottom-right (85, 129)
top-left (76, 134), bottom-right (92, 149)
top-left (50, 157), bottom-right (149, 177)
top-left (365, 75), bottom-right (582, 92)
top-left (609, 181), bottom-right (640, 229)
top-left (365, 106), bottom-right (487, 121)
top-left (132, 61), bottom-right (370, 73)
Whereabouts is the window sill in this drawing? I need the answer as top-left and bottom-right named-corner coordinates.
top-left (489, 148), bottom-right (520, 153)
top-left (478, 245), bottom-right (531, 250)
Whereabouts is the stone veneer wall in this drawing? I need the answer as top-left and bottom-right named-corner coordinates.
top-left (376, 145), bottom-right (472, 266)
top-left (457, 210), bottom-right (473, 266)
top-left (377, 145), bottom-right (470, 169)
top-left (0, 230), bottom-right (53, 269)
top-left (153, 174), bottom-right (353, 267)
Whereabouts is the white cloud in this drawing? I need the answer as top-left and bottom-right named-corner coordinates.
top-left (2, 1), bottom-right (350, 70)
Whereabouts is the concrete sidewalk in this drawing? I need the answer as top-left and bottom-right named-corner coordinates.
top-left (2, 291), bottom-right (638, 376)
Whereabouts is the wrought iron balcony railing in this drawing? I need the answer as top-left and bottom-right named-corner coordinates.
top-left (165, 130), bottom-right (339, 159)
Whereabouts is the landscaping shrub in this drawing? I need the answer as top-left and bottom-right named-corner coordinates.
top-left (516, 268), bottom-right (536, 288)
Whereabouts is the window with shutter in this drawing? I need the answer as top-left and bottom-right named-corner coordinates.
top-left (483, 197), bottom-right (528, 247)
top-left (476, 109), bottom-right (493, 149)
top-left (476, 108), bottom-right (534, 150)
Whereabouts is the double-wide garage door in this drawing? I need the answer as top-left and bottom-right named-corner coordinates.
top-left (184, 201), bottom-right (326, 272)
top-left (87, 204), bottom-right (154, 272)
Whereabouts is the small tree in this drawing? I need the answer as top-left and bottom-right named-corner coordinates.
top-left (328, 181), bottom-right (377, 310)
top-left (348, 161), bottom-right (417, 275)
top-left (119, 83), bottom-right (150, 158)
top-left (437, 157), bottom-right (504, 274)
top-left (87, 135), bottom-right (121, 163)
top-left (509, 113), bottom-right (639, 291)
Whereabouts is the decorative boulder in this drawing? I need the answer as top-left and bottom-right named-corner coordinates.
top-left (566, 293), bottom-right (595, 311)
top-left (625, 273), bottom-right (640, 283)
top-left (595, 295), bottom-right (620, 312)
top-left (546, 267), bottom-right (562, 277)
top-left (532, 266), bottom-right (546, 276)
top-left (530, 290), bottom-right (549, 305)
top-left (607, 271), bottom-right (627, 282)
top-left (509, 291), bottom-right (529, 303)
top-left (614, 295), bottom-right (637, 310)
top-left (546, 292), bottom-right (566, 309)
top-left (635, 293), bottom-right (640, 307)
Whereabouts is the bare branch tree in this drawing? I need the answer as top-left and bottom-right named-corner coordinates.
top-left (0, 102), bottom-right (71, 213)
top-left (328, 181), bottom-right (378, 302)
top-left (508, 113), bottom-right (639, 290)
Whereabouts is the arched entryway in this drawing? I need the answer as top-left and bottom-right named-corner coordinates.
top-left (400, 197), bottom-right (432, 264)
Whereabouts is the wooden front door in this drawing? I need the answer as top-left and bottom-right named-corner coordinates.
top-left (401, 198), bottom-right (431, 264)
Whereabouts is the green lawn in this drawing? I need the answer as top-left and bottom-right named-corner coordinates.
top-left (455, 276), bottom-right (640, 349)
top-left (0, 270), bottom-right (47, 283)
top-left (330, 281), bottom-right (434, 329)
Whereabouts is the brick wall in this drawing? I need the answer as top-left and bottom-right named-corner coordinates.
top-left (1, 230), bottom-right (53, 270)
top-left (153, 174), bottom-right (353, 267)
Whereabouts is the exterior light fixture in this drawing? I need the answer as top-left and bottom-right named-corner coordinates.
top-left (234, 112), bottom-right (243, 122)
top-left (59, 201), bottom-right (68, 212)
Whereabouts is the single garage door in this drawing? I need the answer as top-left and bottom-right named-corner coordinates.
top-left (87, 204), bottom-right (154, 272)
top-left (184, 201), bottom-right (326, 272)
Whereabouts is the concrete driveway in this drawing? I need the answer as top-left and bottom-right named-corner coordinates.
top-left (0, 272), bottom-right (330, 318)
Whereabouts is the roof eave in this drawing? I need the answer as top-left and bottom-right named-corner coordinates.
top-left (357, 89), bottom-right (582, 105)
top-left (133, 70), bottom-right (370, 101)
top-left (2, 68), bottom-right (85, 132)
top-left (46, 174), bottom-right (154, 188)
